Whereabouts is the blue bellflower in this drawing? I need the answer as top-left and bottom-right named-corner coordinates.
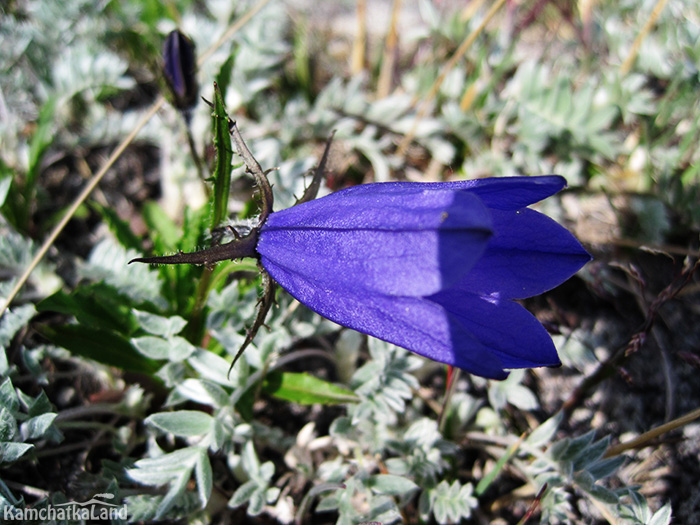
top-left (256, 176), bottom-right (590, 379)
top-left (131, 123), bottom-right (590, 380)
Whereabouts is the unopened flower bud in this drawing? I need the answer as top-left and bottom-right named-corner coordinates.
top-left (163, 29), bottom-right (198, 112)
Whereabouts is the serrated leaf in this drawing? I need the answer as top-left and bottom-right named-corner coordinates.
top-left (211, 82), bottom-right (233, 229)
top-left (83, 238), bottom-right (165, 305)
top-left (262, 372), bottom-right (359, 405)
top-left (146, 410), bottom-right (214, 437)
top-left (368, 474), bottom-right (418, 496)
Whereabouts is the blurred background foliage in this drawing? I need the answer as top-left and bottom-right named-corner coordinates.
top-left (0, 0), bottom-right (698, 523)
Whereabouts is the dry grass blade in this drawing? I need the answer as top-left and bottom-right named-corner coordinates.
top-left (352, 0), bottom-right (367, 75)
top-left (605, 406), bottom-right (700, 458)
top-left (620, 0), bottom-right (670, 75)
top-left (377, 0), bottom-right (402, 98)
top-left (396, 0), bottom-right (507, 159)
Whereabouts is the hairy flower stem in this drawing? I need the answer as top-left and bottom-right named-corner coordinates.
top-left (130, 115), bottom-right (317, 373)
top-left (128, 232), bottom-right (259, 266)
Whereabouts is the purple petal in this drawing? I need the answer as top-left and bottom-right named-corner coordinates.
top-left (369, 176), bottom-right (566, 210)
top-left (259, 185), bottom-right (492, 296)
top-left (455, 175), bottom-right (567, 210)
top-left (457, 208), bottom-right (592, 299)
top-left (259, 258), bottom-right (510, 379)
top-left (429, 288), bottom-right (561, 369)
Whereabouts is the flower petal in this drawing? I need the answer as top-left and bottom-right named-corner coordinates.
top-left (457, 175), bottom-right (567, 210)
top-left (429, 288), bottom-right (561, 369)
top-left (456, 208), bottom-right (592, 299)
top-left (259, 258), bottom-right (509, 379)
top-left (259, 185), bottom-right (492, 296)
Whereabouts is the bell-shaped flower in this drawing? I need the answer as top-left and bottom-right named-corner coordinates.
top-left (256, 175), bottom-right (590, 379)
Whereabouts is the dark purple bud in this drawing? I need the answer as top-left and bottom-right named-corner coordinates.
top-left (163, 29), bottom-right (198, 111)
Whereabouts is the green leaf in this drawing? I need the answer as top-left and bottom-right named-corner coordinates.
top-left (132, 335), bottom-right (195, 362)
top-left (187, 349), bottom-right (233, 386)
top-left (38, 325), bottom-right (159, 374)
top-left (0, 442), bottom-right (34, 463)
top-left (561, 430), bottom-right (596, 463)
top-left (142, 201), bottom-right (181, 253)
top-left (175, 379), bottom-right (230, 409)
top-left (649, 502), bottom-right (673, 525)
top-left (20, 413), bottom-right (57, 440)
top-left (262, 372), bottom-right (359, 405)
top-left (587, 456), bottom-right (626, 481)
top-left (430, 480), bottom-right (477, 524)
top-left (0, 407), bottom-right (17, 441)
top-left (131, 336), bottom-right (171, 360)
top-left (0, 174), bottom-right (11, 208)
top-left (25, 390), bottom-right (53, 417)
top-left (215, 54), bottom-right (236, 103)
top-left (525, 412), bottom-right (563, 448)
top-left (132, 310), bottom-right (187, 338)
top-left (194, 448), bottom-right (213, 506)
top-left (37, 284), bottom-right (137, 335)
top-left (146, 410), bottom-right (214, 437)
top-left (368, 474), bottom-right (418, 496)
top-left (27, 97), bottom-right (57, 189)
top-left (476, 437), bottom-right (522, 496)
top-left (90, 201), bottom-right (142, 251)
top-left (585, 483), bottom-right (619, 504)
top-left (572, 436), bottom-right (610, 471)
top-left (211, 82), bottom-right (233, 230)
top-left (0, 379), bottom-right (19, 414)
top-left (0, 304), bottom-right (36, 349)
top-left (229, 480), bottom-right (258, 508)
